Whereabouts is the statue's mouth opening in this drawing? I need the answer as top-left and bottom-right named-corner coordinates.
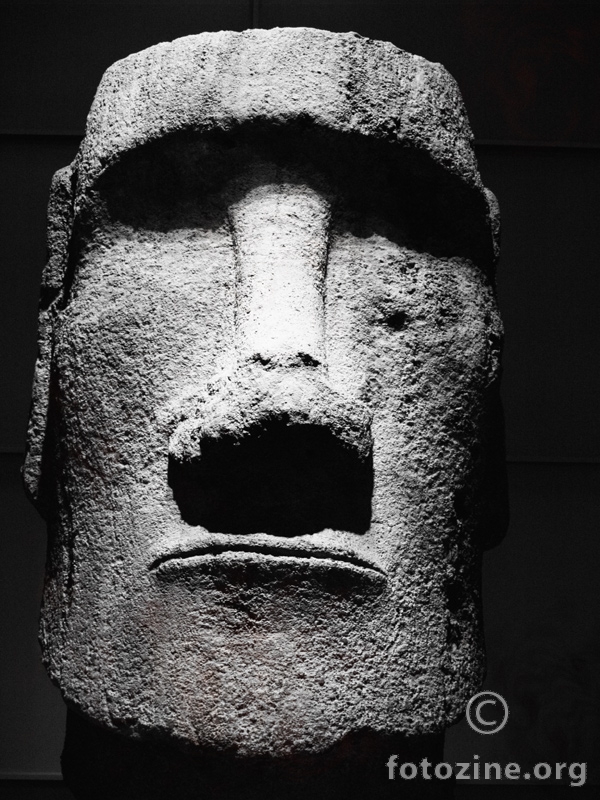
top-left (168, 421), bottom-right (373, 536)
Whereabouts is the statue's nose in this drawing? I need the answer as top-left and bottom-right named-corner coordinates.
top-left (228, 177), bottom-right (329, 370)
top-left (167, 172), bottom-right (373, 535)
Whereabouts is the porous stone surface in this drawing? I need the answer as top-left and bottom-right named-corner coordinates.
top-left (24, 27), bottom-right (507, 764)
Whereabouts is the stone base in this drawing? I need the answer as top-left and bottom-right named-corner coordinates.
top-left (62, 710), bottom-right (453, 800)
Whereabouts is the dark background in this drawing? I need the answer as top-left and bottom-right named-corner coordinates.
top-left (1, 0), bottom-right (599, 794)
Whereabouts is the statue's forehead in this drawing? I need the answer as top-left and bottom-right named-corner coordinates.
top-left (75, 28), bottom-right (481, 202)
top-left (52, 29), bottom-right (498, 276)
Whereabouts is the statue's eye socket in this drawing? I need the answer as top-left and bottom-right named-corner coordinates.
top-left (384, 311), bottom-right (407, 331)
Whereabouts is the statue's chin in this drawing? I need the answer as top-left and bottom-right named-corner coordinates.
top-left (63, 627), bottom-right (454, 760)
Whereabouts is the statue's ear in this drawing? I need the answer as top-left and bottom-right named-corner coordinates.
top-left (477, 187), bottom-right (507, 549)
top-left (22, 165), bottom-right (75, 518)
top-left (484, 187), bottom-right (501, 270)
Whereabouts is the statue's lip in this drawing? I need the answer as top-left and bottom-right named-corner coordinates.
top-left (149, 539), bottom-right (385, 578)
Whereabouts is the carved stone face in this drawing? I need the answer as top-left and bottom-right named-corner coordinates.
top-left (25, 29), bottom-right (506, 758)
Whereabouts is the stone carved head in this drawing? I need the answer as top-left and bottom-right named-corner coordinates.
top-left (24, 28), bottom-right (507, 761)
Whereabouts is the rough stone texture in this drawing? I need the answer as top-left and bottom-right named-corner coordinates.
top-left (23, 27), bottom-right (507, 769)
